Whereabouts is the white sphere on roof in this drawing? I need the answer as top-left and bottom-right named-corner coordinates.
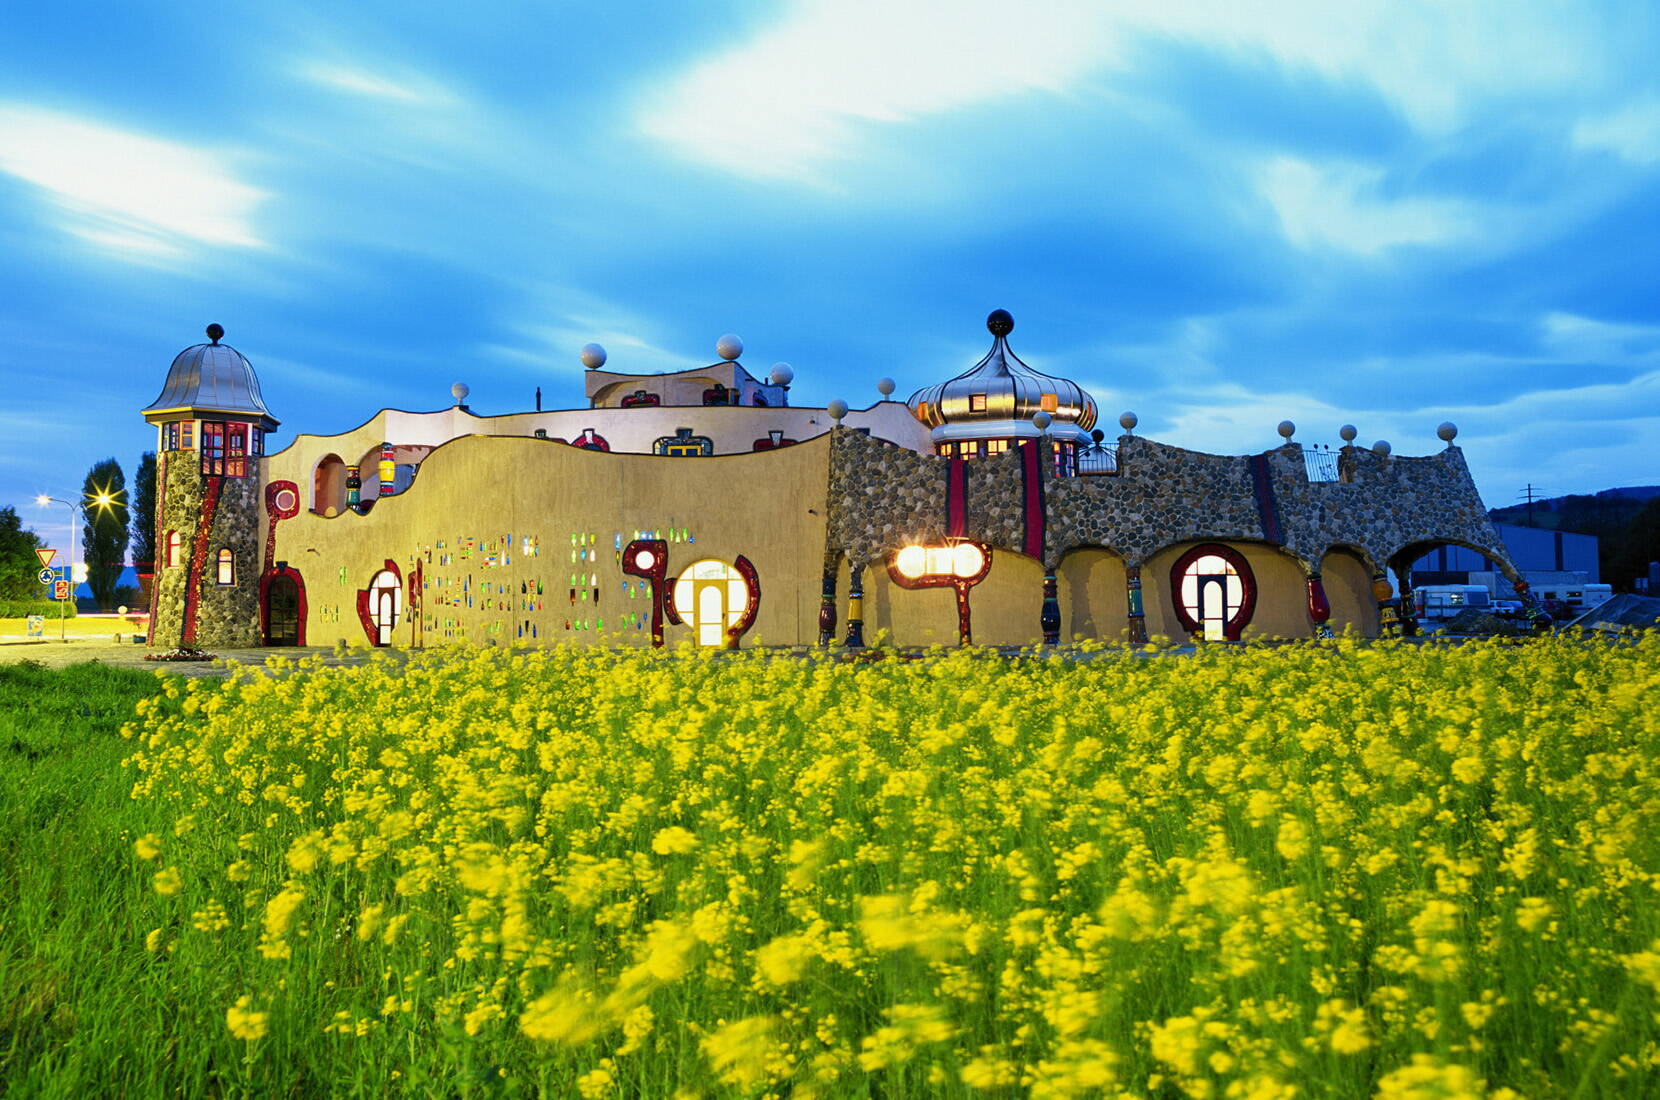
top-left (1437, 421), bottom-right (1458, 442)
top-left (579, 343), bottom-right (607, 369)
top-left (876, 377), bottom-right (895, 397)
top-left (716, 333), bottom-right (743, 361)
top-left (1277, 420), bottom-right (1296, 440)
top-left (1032, 410), bottom-right (1052, 431)
top-left (451, 382), bottom-right (470, 403)
top-left (769, 362), bottom-right (794, 386)
top-left (1372, 440), bottom-right (1392, 456)
top-left (1339, 424), bottom-right (1358, 442)
top-left (1119, 411), bottom-right (1138, 431)
top-left (827, 398), bottom-right (849, 422)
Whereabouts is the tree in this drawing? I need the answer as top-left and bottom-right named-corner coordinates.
top-left (0, 506), bottom-right (45, 600)
top-left (81, 458), bottom-right (129, 610)
top-left (132, 451), bottom-right (157, 568)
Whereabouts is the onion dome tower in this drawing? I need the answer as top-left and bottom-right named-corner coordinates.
top-left (907, 310), bottom-right (1098, 470)
top-left (140, 324), bottom-right (279, 649)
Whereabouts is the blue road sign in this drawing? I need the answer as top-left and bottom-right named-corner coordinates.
top-left (38, 567), bottom-right (55, 586)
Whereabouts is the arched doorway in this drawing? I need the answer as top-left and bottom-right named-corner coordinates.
top-left (1170, 544), bottom-right (1257, 641)
top-left (672, 559), bottom-right (751, 647)
top-left (312, 455), bottom-right (345, 516)
top-left (260, 567), bottom-right (307, 646)
top-left (368, 567), bottom-right (402, 646)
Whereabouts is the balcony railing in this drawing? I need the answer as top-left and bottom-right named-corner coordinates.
top-left (1077, 443), bottom-right (1119, 476)
top-left (1304, 445), bottom-right (1341, 483)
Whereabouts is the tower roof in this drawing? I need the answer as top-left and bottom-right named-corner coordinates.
top-left (141, 324), bottom-right (279, 428)
top-left (907, 310), bottom-right (1097, 442)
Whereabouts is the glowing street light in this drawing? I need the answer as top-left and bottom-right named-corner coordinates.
top-left (35, 489), bottom-right (120, 642)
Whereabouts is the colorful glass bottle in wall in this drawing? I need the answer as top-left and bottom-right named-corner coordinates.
top-left (378, 442), bottom-right (395, 496)
top-left (345, 465), bottom-right (361, 506)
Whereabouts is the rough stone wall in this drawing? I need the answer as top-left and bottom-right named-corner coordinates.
top-left (825, 428), bottom-right (1516, 579)
top-left (149, 452), bottom-right (262, 649)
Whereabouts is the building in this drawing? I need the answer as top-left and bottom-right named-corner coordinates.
top-left (1407, 522), bottom-right (1600, 587)
top-left (139, 312), bottom-right (1550, 651)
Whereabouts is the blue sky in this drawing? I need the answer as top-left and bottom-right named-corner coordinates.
top-left (4, 1), bottom-right (1659, 551)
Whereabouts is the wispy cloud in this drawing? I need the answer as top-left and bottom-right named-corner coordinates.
top-left (1572, 96), bottom-right (1660, 164)
top-left (1256, 156), bottom-right (1474, 255)
top-left (0, 104), bottom-right (267, 258)
top-left (297, 62), bottom-right (457, 106)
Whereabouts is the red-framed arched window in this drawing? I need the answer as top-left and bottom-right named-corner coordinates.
top-left (165, 530), bottom-right (181, 568)
top-left (216, 547), bottom-right (235, 585)
top-left (1170, 543), bottom-right (1257, 641)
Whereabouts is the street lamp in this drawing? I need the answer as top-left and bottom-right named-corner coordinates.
top-left (35, 492), bottom-right (118, 642)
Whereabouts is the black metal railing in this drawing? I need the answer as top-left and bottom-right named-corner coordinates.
top-left (1077, 442), bottom-right (1119, 476)
top-left (1304, 444), bottom-right (1341, 483)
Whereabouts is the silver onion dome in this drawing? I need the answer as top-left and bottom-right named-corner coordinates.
top-left (141, 324), bottom-right (279, 429)
top-left (906, 310), bottom-right (1097, 446)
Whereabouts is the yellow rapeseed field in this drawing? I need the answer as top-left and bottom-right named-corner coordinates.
top-left (119, 633), bottom-right (1660, 1097)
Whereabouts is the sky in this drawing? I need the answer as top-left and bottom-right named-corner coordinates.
top-left (3, 0), bottom-right (1659, 554)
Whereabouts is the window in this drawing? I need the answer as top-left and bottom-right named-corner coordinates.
top-left (216, 548), bottom-right (235, 586)
top-left (752, 430), bottom-right (797, 450)
top-left (572, 429), bottom-right (610, 451)
top-left (702, 384), bottom-right (732, 406)
top-left (226, 424), bottom-right (248, 477)
top-left (655, 427), bottom-right (713, 456)
top-left (165, 530), bottom-right (180, 568)
top-left (1040, 393), bottom-right (1058, 412)
top-left (181, 421), bottom-right (194, 450)
top-left (200, 422), bottom-right (225, 476)
top-left (985, 439), bottom-right (1009, 457)
top-left (969, 393), bottom-right (988, 412)
top-left (751, 392), bottom-right (768, 407)
top-left (163, 422), bottom-right (179, 451)
top-left (621, 390), bottom-right (661, 408)
top-left (1170, 544), bottom-right (1257, 641)
top-left (251, 427), bottom-right (264, 457)
top-left (672, 559), bottom-right (750, 647)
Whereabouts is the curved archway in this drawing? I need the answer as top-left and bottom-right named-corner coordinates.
top-left (312, 454), bottom-right (345, 516)
top-left (1319, 546), bottom-right (1381, 636)
top-left (1056, 546), bottom-right (1128, 642)
top-left (260, 566), bottom-right (307, 646)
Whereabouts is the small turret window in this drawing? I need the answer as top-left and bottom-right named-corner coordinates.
top-left (251, 427), bottom-right (264, 457)
top-left (201, 423), bottom-right (225, 476)
top-left (165, 530), bottom-right (180, 568)
top-left (216, 548), bottom-right (235, 586)
top-left (163, 423), bottom-right (179, 450)
top-left (226, 424), bottom-right (248, 477)
top-left (181, 421), bottom-right (194, 450)
top-left (969, 394), bottom-right (988, 412)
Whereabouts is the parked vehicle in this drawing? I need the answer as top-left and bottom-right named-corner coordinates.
top-left (1413, 584), bottom-right (1492, 621)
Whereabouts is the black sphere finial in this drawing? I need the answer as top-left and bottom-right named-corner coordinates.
top-left (206, 323), bottom-right (224, 344)
top-left (1091, 428), bottom-right (1105, 443)
top-left (986, 309), bottom-right (1014, 337)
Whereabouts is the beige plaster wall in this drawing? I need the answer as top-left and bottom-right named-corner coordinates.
top-left (263, 434), bottom-right (832, 649)
top-left (1321, 549), bottom-right (1380, 636)
top-left (1058, 548), bottom-right (1129, 643)
top-left (842, 549), bottom-right (1048, 648)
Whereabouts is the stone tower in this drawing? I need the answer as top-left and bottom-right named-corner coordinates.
top-left (140, 324), bottom-right (279, 649)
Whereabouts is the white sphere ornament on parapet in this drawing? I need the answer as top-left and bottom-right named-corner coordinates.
top-left (579, 343), bottom-right (607, 370)
top-left (1278, 420), bottom-right (1296, 441)
top-left (1339, 424), bottom-right (1358, 443)
top-left (1032, 410), bottom-right (1052, 433)
top-left (769, 363), bottom-right (794, 386)
top-left (876, 377), bottom-right (895, 397)
top-left (1119, 411), bottom-right (1138, 433)
top-left (827, 399), bottom-right (849, 423)
top-left (451, 382), bottom-right (470, 404)
top-left (1372, 440), bottom-right (1392, 457)
top-left (716, 334), bottom-right (743, 361)
top-left (1437, 422), bottom-right (1458, 443)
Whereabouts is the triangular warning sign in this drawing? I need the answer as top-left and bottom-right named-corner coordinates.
top-left (35, 548), bottom-right (56, 568)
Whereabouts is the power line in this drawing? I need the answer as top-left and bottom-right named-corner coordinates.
top-left (1516, 483), bottom-right (1546, 526)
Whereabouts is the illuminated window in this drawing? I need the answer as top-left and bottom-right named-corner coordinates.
top-left (200, 423), bottom-right (225, 476)
top-left (985, 439), bottom-right (1008, 456)
top-left (1172, 545), bottom-right (1257, 641)
top-left (163, 422), bottom-right (179, 450)
top-left (368, 567), bottom-right (403, 646)
top-left (181, 421), bottom-right (194, 450)
top-left (165, 530), bottom-right (180, 567)
top-left (673, 559), bottom-right (750, 647)
top-left (216, 548), bottom-right (235, 586)
top-left (226, 424), bottom-right (248, 477)
top-left (655, 428), bottom-right (713, 456)
top-left (1040, 393), bottom-right (1058, 412)
top-left (969, 393), bottom-right (988, 412)
top-left (251, 427), bottom-right (264, 457)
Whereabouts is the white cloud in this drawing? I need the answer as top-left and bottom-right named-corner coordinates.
top-left (298, 62), bottom-right (457, 106)
top-left (1256, 157), bottom-right (1472, 255)
top-left (637, 0), bottom-right (1607, 181)
top-left (1573, 96), bottom-right (1660, 164)
top-left (1541, 310), bottom-right (1660, 363)
top-left (0, 104), bottom-right (266, 256)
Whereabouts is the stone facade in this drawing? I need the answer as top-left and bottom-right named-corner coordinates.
top-left (827, 428), bottom-right (1516, 581)
top-left (150, 451), bottom-right (261, 649)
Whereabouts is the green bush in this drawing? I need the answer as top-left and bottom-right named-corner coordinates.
top-left (0, 598), bottom-right (76, 619)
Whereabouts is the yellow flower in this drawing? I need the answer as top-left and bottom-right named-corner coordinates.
top-left (134, 833), bottom-right (162, 861)
top-left (226, 995), bottom-right (269, 1041)
top-left (144, 928), bottom-right (164, 952)
top-left (152, 866), bottom-right (183, 895)
top-left (650, 826), bottom-right (699, 855)
top-left (1374, 1054), bottom-right (1485, 1100)
top-left (754, 934), bottom-right (810, 988)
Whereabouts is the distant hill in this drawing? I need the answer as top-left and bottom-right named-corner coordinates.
top-left (1489, 487), bottom-right (1660, 591)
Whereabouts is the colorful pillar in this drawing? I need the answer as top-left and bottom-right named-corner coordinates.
top-left (1510, 577), bottom-right (1553, 631)
top-left (378, 442), bottom-right (395, 497)
top-left (1392, 567), bottom-right (1420, 637)
top-left (1306, 571), bottom-right (1333, 638)
top-left (345, 464), bottom-right (361, 507)
top-left (844, 563), bottom-right (865, 648)
top-left (818, 555), bottom-right (838, 646)
top-left (1372, 572), bottom-right (1400, 636)
top-left (1040, 571), bottom-right (1060, 644)
top-left (1126, 565), bottom-right (1147, 644)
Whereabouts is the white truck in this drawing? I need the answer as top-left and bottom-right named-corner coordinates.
top-left (1412, 584), bottom-right (1494, 622)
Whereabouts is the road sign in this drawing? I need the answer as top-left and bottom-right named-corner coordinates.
top-left (35, 548), bottom-right (56, 567)
top-left (52, 580), bottom-right (70, 600)
top-left (38, 567), bottom-right (55, 586)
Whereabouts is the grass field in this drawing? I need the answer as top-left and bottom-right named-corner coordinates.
top-left (1, 636), bottom-right (1657, 1098)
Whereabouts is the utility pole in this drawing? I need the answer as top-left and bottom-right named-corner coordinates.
top-left (1517, 484), bottom-right (1545, 527)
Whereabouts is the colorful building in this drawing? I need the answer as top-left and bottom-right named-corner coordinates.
top-left (140, 312), bottom-right (1546, 651)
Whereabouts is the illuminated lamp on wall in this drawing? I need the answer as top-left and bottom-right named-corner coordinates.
top-left (886, 538), bottom-right (992, 645)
